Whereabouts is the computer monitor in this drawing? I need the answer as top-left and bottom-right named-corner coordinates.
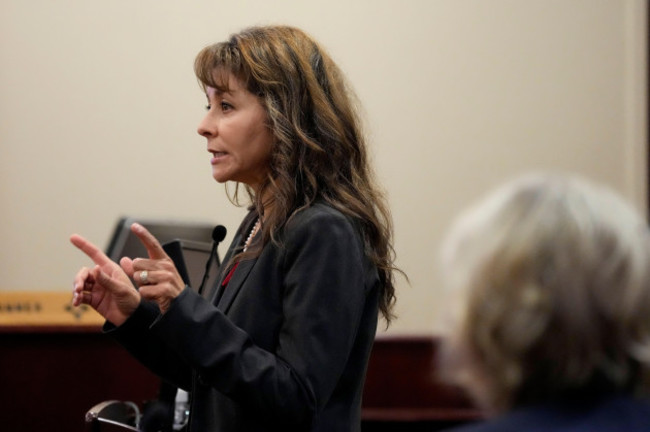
top-left (105, 217), bottom-right (222, 295)
top-left (105, 217), bottom-right (217, 260)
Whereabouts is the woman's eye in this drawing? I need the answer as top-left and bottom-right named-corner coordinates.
top-left (221, 102), bottom-right (232, 111)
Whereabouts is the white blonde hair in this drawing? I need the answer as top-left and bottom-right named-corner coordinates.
top-left (440, 172), bottom-right (650, 412)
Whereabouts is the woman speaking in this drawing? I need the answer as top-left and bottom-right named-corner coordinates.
top-left (71, 25), bottom-right (399, 432)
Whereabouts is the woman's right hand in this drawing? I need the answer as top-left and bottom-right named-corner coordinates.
top-left (70, 234), bottom-right (141, 326)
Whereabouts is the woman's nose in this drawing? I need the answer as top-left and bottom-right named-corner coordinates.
top-left (197, 114), bottom-right (216, 138)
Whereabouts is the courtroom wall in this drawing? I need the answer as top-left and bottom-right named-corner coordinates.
top-left (0, 0), bottom-right (646, 334)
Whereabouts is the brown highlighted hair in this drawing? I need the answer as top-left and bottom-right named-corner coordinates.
top-left (194, 26), bottom-right (400, 324)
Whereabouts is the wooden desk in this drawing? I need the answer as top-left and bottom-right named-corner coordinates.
top-left (0, 325), bottom-right (161, 432)
top-left (0, 292), bottom-right (481, 431)
top-left (0, 291), bottom-right (104, 326)
top-left (362, 335), bottom-right (482, 431)
top-left (0, 292), bottom-right (160, 432)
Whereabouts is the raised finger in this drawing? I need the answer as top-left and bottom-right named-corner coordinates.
top-left (120, 256), bottom-right (134, 278)
top-left (72, 267), bottom-right (90, 306)
top-left (72, 265), bottom-right (97, 306)
top-left (72, 266), bottom-right (91, 293)
top-left (131, 223), bottom-right (168, 260)
top-left (70, 234), bottom-right (113, 266)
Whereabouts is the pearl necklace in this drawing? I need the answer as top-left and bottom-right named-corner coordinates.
top-left (243, 218), bottom-right (261, 252)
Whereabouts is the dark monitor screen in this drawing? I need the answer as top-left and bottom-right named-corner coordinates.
top-left (105, 217), bottom-right (222, 295)
top-left (162, 238), bottom-right (221, 296)
top-left (105, 217), bottom-right (216, 261)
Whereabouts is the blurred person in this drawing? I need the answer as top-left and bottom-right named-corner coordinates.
top-left (439, 173), bottom-right (650, 431)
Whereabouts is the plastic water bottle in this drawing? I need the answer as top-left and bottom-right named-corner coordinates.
top-left (173, 389), bottom-right (190, 430)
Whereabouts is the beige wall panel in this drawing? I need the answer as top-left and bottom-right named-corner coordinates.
top-left (0, 0), bottom-right (646, 334)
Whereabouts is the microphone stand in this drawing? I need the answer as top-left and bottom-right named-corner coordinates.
top-left (198, 225), bottom-right (227, 297)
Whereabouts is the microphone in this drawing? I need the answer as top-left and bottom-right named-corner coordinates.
top-left (198, 225), bottom-right (227, 296)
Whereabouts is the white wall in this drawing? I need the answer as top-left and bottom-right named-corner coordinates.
top-left (0, 0), bottom-right (646, 334)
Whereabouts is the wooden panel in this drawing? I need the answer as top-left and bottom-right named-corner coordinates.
top-left (0, 292), bottom-right (482, 431)
top-left (0, 291), bottom-right (104, 326)
top-left (0, 327), bottom-right (161, 431)
top-left (361, 335), bottom-right (482, 430)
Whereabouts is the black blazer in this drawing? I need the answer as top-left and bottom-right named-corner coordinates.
top-left (107, 203), bottom-right (381, 431)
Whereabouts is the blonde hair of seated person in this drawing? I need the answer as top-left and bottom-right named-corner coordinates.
top-left (439, 172), bottom-right (650, 414)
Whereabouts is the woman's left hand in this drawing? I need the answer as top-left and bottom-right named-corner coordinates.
top-left (123, 222), bottom-right (186, 314)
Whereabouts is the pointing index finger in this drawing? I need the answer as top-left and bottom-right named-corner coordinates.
top-left (131, 223), bottom-right (167, 260)
top-left (70, 234), bottom-right (113, 266)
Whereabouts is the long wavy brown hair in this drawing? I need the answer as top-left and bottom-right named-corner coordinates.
top-left (194, 25), bottom-right (400, 325)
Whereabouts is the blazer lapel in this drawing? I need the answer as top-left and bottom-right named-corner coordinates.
top-left (216, 258), bottom-right (256, 313)
top-left (209, 232), bottom-right (241, 305)
top-left (209, 210), bottom-right (259, 311)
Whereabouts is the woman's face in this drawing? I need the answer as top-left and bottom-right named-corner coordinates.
top-left (197, 73), bottom-right (273, 190)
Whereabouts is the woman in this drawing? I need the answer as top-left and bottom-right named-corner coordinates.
top-left (71, 26), bottom-right (398, 431)
top-left (439, 173), bottom-right (650, 431)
